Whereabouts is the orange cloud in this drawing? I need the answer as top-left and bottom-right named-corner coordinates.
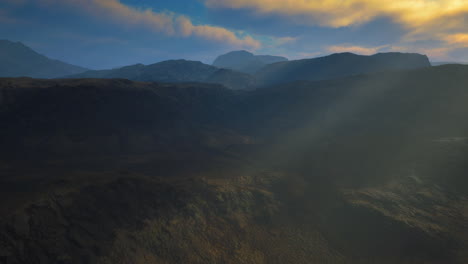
top-left (275, 36), bottom-right (297, 45)
top-left (327, 45), bottom-right (389, 55)
top-left (36, 0), bottom-right (261, 49)
top-left (205, 0), bottom-right (468, 27)
top-left (177, 16), bottom-right (260, 49)
top-left (444, 34), bottom-right (468, 47)
top-left (205, 0), bottom-right (468, 42)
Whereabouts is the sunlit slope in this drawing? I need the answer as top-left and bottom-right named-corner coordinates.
top-left (238, 65), bottom-right (468, 186)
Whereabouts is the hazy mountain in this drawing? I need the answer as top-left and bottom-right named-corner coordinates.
top-left (0, 40), bottom-right (88, 78)
top-left (213, 50), bottom-right (288, 73)
top-left (68, 59), bottom-right (254, 90)
top-left (2, 65), bottom-right (468, 263)
top-left (431, 61), bottom-right (468, 66)
top-left (255, 52), bottom-right (431, 87)
top-left (64, 52), bottom-right (431, 90)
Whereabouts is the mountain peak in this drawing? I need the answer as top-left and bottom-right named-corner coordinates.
top-left (213, 50), bottom-right (288, 73)
top-left (0, 39), bottom-right (23, 45)
top-left (0, 39), bottom-right (88, 78)
top-left (0, 39), bottom-right (37, 54)
top-left (223, 50), bottom-right (254, 57)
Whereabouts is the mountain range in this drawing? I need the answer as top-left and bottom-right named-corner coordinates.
top-left (67, 60), bottom-right (255, 90)
top-left (69, 51), bottom-right (430, 89)
top-left (0, 40), bottom-right (432, 90)
top-left (431, 61), bottom-right (468, 66)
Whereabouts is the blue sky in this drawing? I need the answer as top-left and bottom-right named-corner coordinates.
top-left (1, 0), bottom-right (467, 69)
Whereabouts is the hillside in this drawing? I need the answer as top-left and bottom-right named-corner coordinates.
top-left (2, 65), bottom-right (468, 263)
top-left (212, 50), bottom-right (288, 73)
top-left (0, 40), bottom-right (88, 78)
top-left (255, 52), bottom-right (431, 87)
top-left (67, 60), bottom-right (254, 90)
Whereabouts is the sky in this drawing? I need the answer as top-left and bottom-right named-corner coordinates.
top-left (1, 0), bottom-right (468, 69)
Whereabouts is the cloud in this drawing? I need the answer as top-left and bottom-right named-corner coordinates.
top-left (326, 44), bottom-right (389, 55)
top-left (391, 32), bottom-right (468, 61)
top-left (204, 0), bottom-right (468, 42)
top-left (176, 16), bottom-right (260, 48)
top-left (275, 36), bottom-right (297, 45)
top-left (34, 0), bottom-right (261, 49)
top-left (289, 51), bottom-right (322, 60)
top-left (444, 33), bottom-right (468, 48)
top-left (204, 0), bottom-right (468, 27)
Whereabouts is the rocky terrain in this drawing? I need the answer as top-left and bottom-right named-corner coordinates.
top-left (1, 65), bottom-right (468, 263)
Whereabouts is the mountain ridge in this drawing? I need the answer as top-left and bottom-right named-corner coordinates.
top-left (66, 51), bottom-right (431, 90)
top-left (67, 59), bottom-right (255, 90)
top-left (212, 50), bottom-right (288, 73)
top-left (255, 52), bottom-right (431, 87)
top-left (0, 40), bottom-right (88, 78)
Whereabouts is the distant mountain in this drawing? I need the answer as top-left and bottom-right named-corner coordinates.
top-left (0, 40), bottom-right (88, 78)
top-left (431, 61), bottom-right (468, 66)
top-left (213, 50), bottom-right (288, 73)
top-left (68, 60), bottom-right (254, 90)
top-left (255, 52), bottom-right (431, 87)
